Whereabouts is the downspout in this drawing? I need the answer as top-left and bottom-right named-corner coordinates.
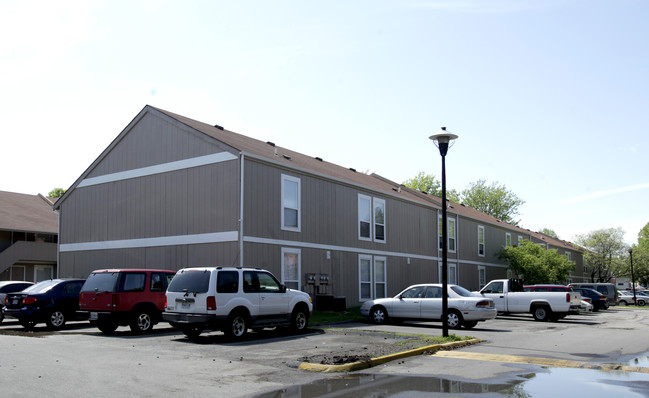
top-left (53, 208), bottom-right (60, 278)
top-left (239, 154), bottom-right (245, 267)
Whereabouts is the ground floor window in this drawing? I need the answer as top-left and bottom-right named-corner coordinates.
top-left (438, 262), bottom-right (457, 285)
top-left (478, 266), bottom-right (486, 289)
top-left (359, 255), bottom-right (387, 301)
top-left (34, 265), bottom-right (53, 282)
top-left (10, 266), bottom-right (26, 280)
top-left (281, 248), bottom-right (301, 290)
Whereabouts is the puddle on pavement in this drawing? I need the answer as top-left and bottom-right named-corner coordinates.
top-left (256, 353), bottom-right (649, 397)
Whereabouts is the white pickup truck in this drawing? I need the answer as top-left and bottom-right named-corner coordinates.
top-left (478, 279), bottom-right (582, 321)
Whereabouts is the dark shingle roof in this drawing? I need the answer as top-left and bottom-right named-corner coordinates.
top-left (0, 191), bottom-right (58, 233)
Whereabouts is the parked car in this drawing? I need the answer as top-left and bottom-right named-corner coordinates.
top-left (163, 267), bottom-right (313, 339)
top-left (361, 283), bottom-right (497, 329)
top-left (571, 287), bottom-right (608, 311)
top-left (479, 279), bottom-right (582, 321)
top-left (569, 283), bottom-right (617, 307)
top-left (0, 281), bottom-right (34, 324)
top-left (79, 269), bottom-right (176, 334)
top-left (3, 279), bottom-right (86, 330)
top-left (618, 291), bottom-right (647, 306)
top-left (580, 299), bottom-right (593, 313)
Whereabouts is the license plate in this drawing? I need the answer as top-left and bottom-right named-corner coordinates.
top-left (181, 302), bottom-right (191, 308)
top-left (90, 312), bottom-right (98, 320)
top-left (12, 299), bottom-right (19, 305)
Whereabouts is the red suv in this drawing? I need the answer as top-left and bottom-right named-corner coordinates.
top-left (79, 269), bottom-right (175, 334)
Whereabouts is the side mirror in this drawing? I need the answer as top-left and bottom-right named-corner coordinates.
top-left (279, 285), bottom-right (287, 293)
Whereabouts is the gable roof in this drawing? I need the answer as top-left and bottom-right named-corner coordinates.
top-left (0, 191), bottom-right (58, 233)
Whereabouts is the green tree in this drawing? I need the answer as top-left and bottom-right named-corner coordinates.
top-left (402, 172), bottom-right (460, 202)
top-left (575, 227), bottom-right (626, 283)
top-left (628, 222), bottom-right (649, 287)
top-left (497, 240), bottom-right (575, 284)
top-left (460, 179), bottom-right (525, 226)
top-left (539, 228), bottom-right (559, 239)
top-left (48, 188), bottom-right (66, 198)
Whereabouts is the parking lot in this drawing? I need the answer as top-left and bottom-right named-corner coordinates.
top-left (2, 307), bottom-right (649, 397)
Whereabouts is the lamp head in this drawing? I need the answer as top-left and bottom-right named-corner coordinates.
top-left (429, 127), bottom-right (458, 156)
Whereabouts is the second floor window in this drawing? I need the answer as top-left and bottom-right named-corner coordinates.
top-left (478, 226), bottom-right (485, 256)
top-left (358, 194), bottom-right (386, 243)
top-left (281, 174), bottom-right (301, 232)
top-left (439, 216), bottom-right (457, 252)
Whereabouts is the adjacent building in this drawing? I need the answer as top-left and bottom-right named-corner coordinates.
top-left (53, 105), bottom-right (586, 306)
top-left (0, 191), bottom-right (58, 281)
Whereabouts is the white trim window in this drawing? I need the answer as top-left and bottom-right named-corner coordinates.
top-left (438, 216), bottom-right (457, 252)
top-left (357, 194), bottom-right (386, 243)
top-left (281, 174), bottom-right (301, 232)
top-left (505, 233), bottom-right (512, 247)
top-left (478, 266), bottom-right (486, 289)
top-left (478, 225), bottom-right (485, 257)
top-left (518, 235), bottom-right (523, 246)
top-left (34, 265), bottom-right (53, 282)
top-left (358, 194), bottom-right (372, 241)
top-left (359, 255), bottom-right (387, 301)
top-left (565, 251), bottom-right (572, 261)
top-left (281, 248), bottom-right (301, 290)
top-left (438, 262), bottom-right (457, 284)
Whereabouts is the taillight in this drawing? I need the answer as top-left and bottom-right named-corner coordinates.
top-left (566, 293), bottom-right (571, 302)
top-left (164, 297), bottom-right (167, 309)
top-left (112, 294), bottom-right (120, 309)
top-left (476, 300), bottom-right (491, 308)
top-left (207, 296), bottom-right (216, 310)
top-left (23, 297), bottom-right (37, 305)
top-left (584, 298), bottom-right (592, 303)
top-left (4, 297), bottom-right (8, 305)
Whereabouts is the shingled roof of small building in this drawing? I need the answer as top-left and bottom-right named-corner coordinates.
top-left (0, 190), bottom-right (58, 233)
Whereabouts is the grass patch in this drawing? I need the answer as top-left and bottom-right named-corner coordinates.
top-left (310, 307), bottom-right (362, 324)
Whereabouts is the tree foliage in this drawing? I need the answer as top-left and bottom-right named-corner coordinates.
top-left (402, 172), bottom-right (460, 202)
top-left (538, 228), bottom-right (559, 239)
top-left (497, 240), bottom-right (575, 284)
top-left (48, 188), bottom-right (67, 198)
top-left (460, 179), bottom-right (525, 226)
top-left (627, 222), bottom-right (649, 287)
top-left (575, 227), bottom-right (626, 283)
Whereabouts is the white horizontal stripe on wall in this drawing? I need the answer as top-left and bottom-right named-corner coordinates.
top-left (78, 152), bottom-right (238, 187)
top-left (59, 231), bottom-right (239, 252)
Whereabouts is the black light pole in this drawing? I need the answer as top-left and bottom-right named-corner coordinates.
top-left (629, 247), bottom-right (636, 304)
top-left (430, 127), bottom-right (458, 338)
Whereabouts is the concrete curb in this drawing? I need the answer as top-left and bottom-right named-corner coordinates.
top-left (298, 338), bottom-right (483, 373)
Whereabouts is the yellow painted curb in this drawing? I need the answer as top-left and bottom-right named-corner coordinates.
top-left (298, 338), bottom-right (483, 373)
top-left (434, 351), bottom-right (649, 374)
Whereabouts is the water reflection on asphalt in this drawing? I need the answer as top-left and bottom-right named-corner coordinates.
top-left (256, 354), bottom-right (649, 398)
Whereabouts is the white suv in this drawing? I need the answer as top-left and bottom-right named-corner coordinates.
top-left (163, 267), bottom-right (313, 339)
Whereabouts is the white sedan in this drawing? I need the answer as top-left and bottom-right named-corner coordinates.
top-left (360, 284), bottom-right (497, 329)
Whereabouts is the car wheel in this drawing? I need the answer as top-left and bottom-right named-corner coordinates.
top-left (290, 306), bottom-right (309, 332)
top-left (532, 305), bottom-right (551, 321)
top-left (46, 310), bottom-right (66, 330)
top-left (20, 320), bottom-right (37, 330)
top-left (96, 321), bottom-right (118, 334)
top-left (130, 311), bottom-right (154, 334)
top-left (619, 300), bottom-right (627, 306)
top-left (370, 306), bottom-right (388, 324)
top-left (638, 300), bottom-right (646, 307)
top-left (225, 311), bottom-right (248, 339)
top-left (446, 310), bottom-right (463, 329)
top-left (463, 321), bottom-right (478, 329)
top-left (181, 327), bottom-right (203, 339)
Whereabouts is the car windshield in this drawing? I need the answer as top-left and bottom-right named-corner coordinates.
top-left (450, 285), bottom-right (474, 297)
top-left (167, 270), bottom-right (210, 293)
top-left (21, 280), bottom-right (60, 294)
top-left (81, 272), bottom-right (120, 292)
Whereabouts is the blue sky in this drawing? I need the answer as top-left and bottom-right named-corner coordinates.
top-left (1, 0), bottom-right (647, 244)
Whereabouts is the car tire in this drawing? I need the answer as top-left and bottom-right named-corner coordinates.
top-left (638, 300), bottom-right (646, 306)
top-left (290, 306), bottom-right (309, 333)
top-left (532, 305), bottom-right (551, 321)
top-left (130, 311), bottom-right (154, 334)
top-left (46, 310), bottom-right (66, 330)
top-left (463, 321), bottom-right (478, 329)
top-left (370, 306), bottom-right (388, 324)
top-left (446, 310), bottom-right (463, 329)
top-left (225, 311), bottom-right (248, 339)
top-left (96, 321), bottom-right (118, 334)
top-left (619, 300), bottom-right (627, 306)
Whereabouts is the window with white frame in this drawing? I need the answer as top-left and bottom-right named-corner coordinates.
top-left (505, 232), bottom-right (512, 247)
top-left (374, 199), bottom-right (386, 242)
top-left (281, 248), bottom-right (301, 290)
top-left (478, 225), bottom-right (485, 256)
top-left (438, 216), bottom-right (457, 252)
top-left (359, 255), bottom-right (387, 300)
top-left (438, 262), bottom-right (457, 284)
top-left (357, 194), bottom-right (386, 243)
top-left (358, 194), bottom-right (372, 240)
top-left (35, 265), bottom-right (53, 282)
top-left (517, 235), bottom-right (523, 246)
top-left (565, 251), bottom-right (572, 261)
top-left (478, 266), bottom-right (486, 289)
top-left (281, 174), bottom-right (301, 232)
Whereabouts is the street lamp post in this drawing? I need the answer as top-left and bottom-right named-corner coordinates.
top-left (629, 247), bottom-right (636, 304)
top-left (429, 127), bottom-right (458, 338)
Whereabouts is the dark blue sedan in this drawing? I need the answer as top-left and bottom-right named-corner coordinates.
top-left (3, 279), bottom-right (87, 330)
